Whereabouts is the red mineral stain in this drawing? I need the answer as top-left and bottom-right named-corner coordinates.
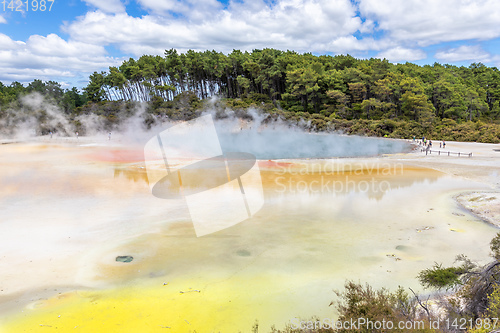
top-left (86, 149), bottom-right (145, 163)
top-left (258, 160), bottom-right (293, 169)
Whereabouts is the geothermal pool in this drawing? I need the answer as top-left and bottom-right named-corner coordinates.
top-left (217, 130), bottom-right (412, 159)
top-left (0, 138), bottom-right (497, 332)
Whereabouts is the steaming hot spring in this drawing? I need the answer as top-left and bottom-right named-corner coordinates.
top-left (0, 119), bottom-right (498, 332)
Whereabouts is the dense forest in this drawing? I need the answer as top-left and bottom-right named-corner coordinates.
top-left (1, 48), bottom-right (500, 142)
top-left (85, 49), bottom-right (500, 123)
top-left (0, 79), bottom-right (87, 111)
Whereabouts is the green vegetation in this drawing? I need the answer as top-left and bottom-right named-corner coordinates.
top-left (268, 282), bottom-right (438, 332)
top-left (417, 262), bottom-right (468, 290)
top-left (0, 79), bottom-right (87, 112)
top-left (332, 282), bottom-right (436, 332)
top-left (415, 235), bottom-right (500, 319)
top-left (2, 49), bottom-right (500, 142)
top-left (81, 49), bottom-right (500, 142)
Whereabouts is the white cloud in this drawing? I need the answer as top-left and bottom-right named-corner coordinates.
top-left (3, 0), bottom-right (500, 85)
top-left (326, 36), bottom-right (394, 54)
top-left (358, 0), bottom-right (500, 45)
top-left (376, 47), bottom-right (426, 62)
top-left (0, 33), bottom-right (119, 83)
top-left (0, 15), bottom-right (6, 24)
top-left (138, 0), bottom-right (189, 13)
top-left (0, 34), bottom-right (23, 49)
top-left (435, 45), bottom-right (491, 63)
top-left (82, 0), bottom-right (125, 13)
top-left (65, 0), bottom-right (367, 56)
top-left (27, 34), bottom-right (105, 57)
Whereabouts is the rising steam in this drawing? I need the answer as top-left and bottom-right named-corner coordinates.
top-left (0, 93), bottom-right (72, 138)
top-left (0, 94), bottom-right (411, 158)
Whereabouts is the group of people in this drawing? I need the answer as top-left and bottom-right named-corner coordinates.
top-left (415, 136), bottom-right (446, 151)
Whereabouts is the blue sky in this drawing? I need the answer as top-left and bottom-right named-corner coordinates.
top-left (1, 0), bottom-right (499, 89)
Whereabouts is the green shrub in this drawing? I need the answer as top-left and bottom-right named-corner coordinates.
top-left (417, 263), bottom-right (464, 290)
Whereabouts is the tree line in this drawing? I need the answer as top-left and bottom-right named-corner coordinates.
top-left (84, 48), bottom-right (500, 126)
top-left (1, 49), bottom-right (500, 141)
top-left (0, 79), bottom-right (87, 112)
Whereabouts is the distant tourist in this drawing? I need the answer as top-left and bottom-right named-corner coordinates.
top-left (108, 132), bottom-right (111, 140)
top-left (440, 142), bottom-right (442, 148)
top-left (50, 131), bottom-right (53, 139)
top-left (76, 131), bottom-right (79, 139)
top-left (429, 140), bottom-right (432, 148)
top-left (443, 140), bottom-right (446, 149)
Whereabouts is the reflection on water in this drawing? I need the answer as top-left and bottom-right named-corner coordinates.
top-left (114, 165), bottom-right (148, 183)
top-left (0, 145), bottom-right (497, 332)
top-left (259, 161), bottom-right (441, 201)
top-left (114, 159), bottom-right (441, 201)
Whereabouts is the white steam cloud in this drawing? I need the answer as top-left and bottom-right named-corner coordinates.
top-left (0, 95), bottom-right (411, 158)
top-left (0, 93), bottom-right (72, 138)
top-left (145, 108), bottom-right (411, 159)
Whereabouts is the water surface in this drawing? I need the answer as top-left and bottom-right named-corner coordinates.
top-left (0, 144), bottom-right (496, 332)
